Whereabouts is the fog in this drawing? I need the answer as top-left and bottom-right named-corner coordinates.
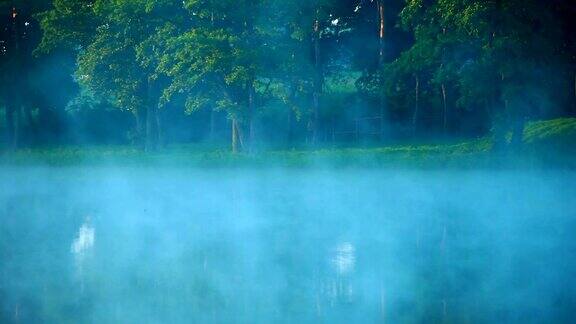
top-left (1, 167), bottom-right (575, 323)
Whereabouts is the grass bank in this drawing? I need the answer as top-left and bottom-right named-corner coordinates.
top-left (1, 118), bottom-right (575, 169)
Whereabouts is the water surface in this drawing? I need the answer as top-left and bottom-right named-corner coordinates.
top-left (1, 168), bottom-right (575, 323)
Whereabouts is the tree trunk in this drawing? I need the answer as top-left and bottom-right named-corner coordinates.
top-left (439, 27), bottom-right (449, 135)
top-left (311, 17), bottom-right (322, 145)
top-left (155, 109), bottom-right (163, 149)
top-left (412, 75), bottom-right (420, 136)
top-left (145, 104), bottom-right (156, 152)
top-left (377, 1), bottom-right (386, 141)
top-left (237, 121), bottom-right (245, 151)
top-left (331, 116), bottom-right (336, 145)
top-left (133, 109), bottom-right (145, 148)
top-left (209, 108), bottom-right (216, 141)
top-left (492, 73), bottom-right (508, 151)
top-left (247, 79), bottom-right (255, 153)
top-left (287, 109), bottom-right (294, 145)
top-left (377, 0), bottom-right (385, 66)
top-left (441, 83), bottom-right (448, 133)
top-left (287, 83), bottom-right (297, 145)
top-left (232, 118), bottom-right (239, 154)
top-left (379, 97), bottom-right (385, 141)
top-left (491, 101), bottom-right (507, 152)
top-left (312, 91), bottom-right (320, 145)
top-left (8, 8), bottom-right (20, 150)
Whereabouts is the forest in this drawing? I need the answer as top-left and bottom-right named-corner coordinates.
top-left (0, 0), bottom-right (575, 158)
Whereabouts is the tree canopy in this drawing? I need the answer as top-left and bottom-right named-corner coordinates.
top-left (1, 0), bottom-right (575, 151)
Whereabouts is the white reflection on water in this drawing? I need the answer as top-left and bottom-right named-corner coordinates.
top-left (71, 216), bottom-right (95, 290)
top-left (321, 242), bottom-right (356, 304)
top-left (332, 242), bottom-right (355, 275)
top-left (71, 219), bottom-right (95, 255)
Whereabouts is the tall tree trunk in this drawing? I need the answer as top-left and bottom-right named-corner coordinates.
top-left (377, 0), bottom-right (385, 67)
top-left (143, 78), bottom-right (161, 152)
top-left (412, 75), bottom-right (420, 136)
top-left (312, 16), bottom-right (322, 145)
top-left (331, 116), bottom-right (336, 144)
top-left (312, 91), bottom-right (320, 145)
top-left (379, 96), bottom-right (385, 140)
top-left (237, 121), bottom-right (245, 151)
top-left (491, 101), bottom-right (507, 152)
top-left (9, 7), bottom-right (20, 150)
top-left (440, 28), bottom-right (448, 135)
top-left (145, 104), bottom-right (156, 152)
top-left (209, 108), bottom-right (216, 141)
top-left (287, 82), bottom-right (297, 145)
top-left (492, 74), bottom-right (508, 151)
top-left (210, 9), bottom-right (218, 142)
top-left (247, 79), bottom-right (255, 153)
top-left (133, 109), bottom-right (144, 148)
top-left (232, 118), bottom-right (239, 154)
top-left (155, 109), bottom-right (163, 149)
top-left (377, 1), bottom-right (386, 140)
top-left (287, 109), bottom-right (294, 145)
top-left (441, 83), bottom-right (448, 133)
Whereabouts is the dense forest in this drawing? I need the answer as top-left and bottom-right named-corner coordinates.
top-left (0, 0), bottom-right (575, 153)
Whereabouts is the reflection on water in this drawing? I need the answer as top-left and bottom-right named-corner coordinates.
top-left (320, 241), bottom-right (356, 306)
top-left (71, 216), bottom-right (95, 291)
top-left (1, 169), bottom-right (576, 323)
top-left (331, 242), bottom-right (355, 275)
top-left (71, 217), bottom-right (95, 256)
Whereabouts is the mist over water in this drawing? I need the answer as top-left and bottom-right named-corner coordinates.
top-left (1, 167), bottom-right (576, 323)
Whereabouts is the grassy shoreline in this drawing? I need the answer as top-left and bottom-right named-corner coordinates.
top-left (1, 118), bottom-right (574, 169)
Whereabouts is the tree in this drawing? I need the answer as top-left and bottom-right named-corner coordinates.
top-left (376, 0), bottom-right (568, 146)
top-left (17, 0), bottom-right (576, 150)
top-left (37, 0), bottom-right (178, 151)
top-left (150, 0), bottom-right (334, 152)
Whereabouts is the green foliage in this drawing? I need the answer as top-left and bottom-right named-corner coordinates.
top-left (524, 118), bottom-right (576, 145)
top-left (363, 0), bottom-right (572, 136)
top-left (35, 0), bottom-right (98, 54)
top-left (21, 0), bottom-right (576, 154)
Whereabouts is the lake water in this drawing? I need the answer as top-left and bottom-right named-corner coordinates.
top-left (1, 168), bottom-right (575, 323)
